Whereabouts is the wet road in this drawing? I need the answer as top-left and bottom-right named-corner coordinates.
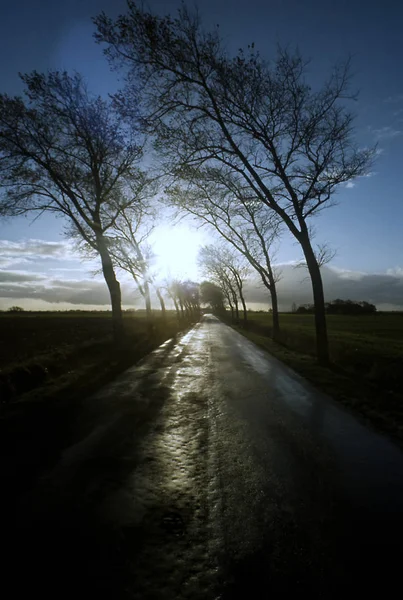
top-left (9, 315), bottom-right (403, 598)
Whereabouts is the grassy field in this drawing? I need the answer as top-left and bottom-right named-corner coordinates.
top-left (2, 309), bottom-right (402, 505)
top-left (0, 310), bottom-right (170, 369)
top-left (234, 311), bottom-right (403, 444)
top-left (0, 310), bottom-right (186, 403)
top-left (0, 311), bottom-right (119, 369)
top-left (0, 310), bottom-right (192, 508)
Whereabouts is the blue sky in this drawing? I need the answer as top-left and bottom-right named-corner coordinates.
top-left (0, 0), bottom-right (402, 309)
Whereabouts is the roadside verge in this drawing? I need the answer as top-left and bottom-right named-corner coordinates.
top-left (229, 323), bottom-right (403, 448)
top-left (0, 319), bottom-right (196, 510)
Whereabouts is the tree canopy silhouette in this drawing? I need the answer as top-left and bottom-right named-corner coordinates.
top-left (0, 71), bottom-right (148, 337)
top-left (95, 2), bottom-right (375, 362)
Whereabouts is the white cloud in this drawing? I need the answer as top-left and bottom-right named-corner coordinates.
top-left (244, 264), bottom-right (403, 311)
top-left (327, 266), bottom-right (366, 281)
top-left (0, 256), bottom-right (30, 268)
top-left (0, 276), bottom-right (109, 305)
top-left (2, 238), bottom-right (403, 312)
top-left (372, 126), bottom-right (403, 140)
top-left (387, 267), bottom-right (403, 277)
top-left (0, 270), bottom-right (145, 308)
top-left (0, 238), bottom-right (152, 310)
top-left (344, 171), bottom-right (375, 190)
top-left (0, 238), bottom-right (81, 269)
top-left (2, 265), bottom-right (403, 312)
top-left (48, 268), bottom-right (86, 272)
top-left (0, 239), bottom-right (73, 259)
top-left (0, 270), bottom-right (46, 283)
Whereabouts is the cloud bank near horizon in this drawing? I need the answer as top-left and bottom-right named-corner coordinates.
top-left (0, 239), bottom-right (76, 268)
top-left (244, 264), bottom-right (403, 311)
top-left (0, 264), bottom-right (402, 312)
top-left (0, 238), bottom-right (402, 311)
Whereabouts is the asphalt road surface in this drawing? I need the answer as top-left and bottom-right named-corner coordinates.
top-left (7, 315), bottom-right (403, 599)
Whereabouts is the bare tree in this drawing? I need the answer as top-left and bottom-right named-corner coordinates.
top-left (198, 244), bottom-right (249, 323)
top-left (177, 280), bottom-right (201, 320)
top-left (200, 281), bottom-right (225, 314)
top-left (96, 3), bottom-right (375, 363)
top-left (164, 278), bottom-right (182, 319)
top-left (107, 204), bottom-right (156, 321)
top-left (295, 241), bottom-right (337, 272)
top-left (218, 246), bottom-right (250, 325)
top-left (154, 285), bottom-right (166, 319)
top-left (167, 167), bottom-right (282, 337)
top-left (163, 278), bottom-right (200, 321)
top-left (107, 203), bottom-right (170, 322)
top-left (0, 71), bottom-right (146, 338)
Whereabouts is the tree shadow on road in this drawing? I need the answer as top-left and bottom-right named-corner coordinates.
top-left (2, 378), bottom-right (175, 600)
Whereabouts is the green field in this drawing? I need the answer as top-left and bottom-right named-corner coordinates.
top-left (2, 308), bottom-right (403, 492)
top-left (0, 311), bottom-right (185, 403)
top-left (0, 311), bottom-right (155, 368)
top-left (247, 312), bottom-right (403, 385)
top-left (0, 310), bottom-right (191, 507)
top-left (235, 311), bottom-right (403, 444)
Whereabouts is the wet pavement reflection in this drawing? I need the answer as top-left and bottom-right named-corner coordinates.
top-left (9, 315), bottom-right (403, 598)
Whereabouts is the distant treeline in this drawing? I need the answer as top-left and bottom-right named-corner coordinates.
top-left (294, 299), bottom-right (377, 315)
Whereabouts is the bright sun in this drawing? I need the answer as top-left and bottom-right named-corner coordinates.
top-left (150, 223), bottom-right (206, 281)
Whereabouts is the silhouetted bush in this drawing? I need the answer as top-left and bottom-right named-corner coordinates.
top-left (295, 304), bottom-right (315, 314)
top-left (7, 306), bottom-right (24, 313)
top-left (294, 299), bottom-right (377, 315)
top-left (326, 299), bottom-right (376, 315)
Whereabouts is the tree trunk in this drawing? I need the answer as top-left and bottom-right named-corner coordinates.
top-left (230, 287), bottom-right (239, 322)
top-left (143, 280), bottom-right (152, 322)
top-left (156, 288), bottom-right (166, 320)
top-left (173, 298), bottom-right (180, 320)
top-left (228, 298), bottom-right (234, 321)
top-left (234, 298), bottom-right (239, 322)
top-left (239, 289), bottom-right (247, 325)
top-left (97, 235), bottom-right (124, 339)
top-left (267, 272), bottom-right (280, 341)
top-left (233, 274), bottom-right (248, 326)
top-left (185, 303), bottom-right (191, 319)
top-left (300, 233), bottom-right (330, 365)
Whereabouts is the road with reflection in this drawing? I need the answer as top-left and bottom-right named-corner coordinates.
top-left (9, 315), bottom-right (403, 598)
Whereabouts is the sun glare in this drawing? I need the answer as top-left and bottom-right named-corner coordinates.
top-left (150, 224), bottom-right (205, 281)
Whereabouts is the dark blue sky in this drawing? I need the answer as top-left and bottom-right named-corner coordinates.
top-left (0, 0), bottom-right (402, 277)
